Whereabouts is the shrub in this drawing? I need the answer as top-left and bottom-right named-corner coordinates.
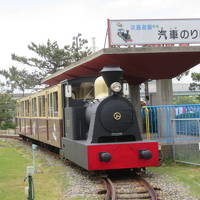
top-left (0, 121), bottom-right (16, 130)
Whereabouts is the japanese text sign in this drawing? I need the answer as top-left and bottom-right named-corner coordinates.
top-left (108, 19), bottom-right (200, 46)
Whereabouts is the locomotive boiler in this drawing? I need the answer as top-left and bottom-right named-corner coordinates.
top-left (62, 66), bottom-right (160, 170)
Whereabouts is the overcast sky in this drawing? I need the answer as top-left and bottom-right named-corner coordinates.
top-left (0, 0), bottom-right (200, 83)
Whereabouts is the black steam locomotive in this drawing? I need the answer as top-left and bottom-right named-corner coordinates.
top-left (62, 66), bottom-right (159, 170)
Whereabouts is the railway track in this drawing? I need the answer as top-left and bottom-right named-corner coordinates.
top-left (101, 173), bottom-right (159, 200)
top-left (0, 134), bottom-right (20, 140)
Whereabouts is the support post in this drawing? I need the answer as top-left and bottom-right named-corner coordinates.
top-left (32, 144), bottom-right (38, 172)
top-left (156, 79), bottom-right (173, 140)
top-left (25, 166), bottom-right (35, 200)
top-left (156, 79), bottom-right (173, 105)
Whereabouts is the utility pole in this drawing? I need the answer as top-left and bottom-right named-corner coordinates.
top-left (73, 33), bottom-right (82, 52)
top-left (92, 37), bottom-right (96, 52)
top-left (144, 80), bottom-right (150, 105)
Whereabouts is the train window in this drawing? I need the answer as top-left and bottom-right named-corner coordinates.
top-left (16, 103), bottom-right (20, 117)
top-left (29, 102), bottom-right (31, 116)
top-left (78, 82), bottom-right (94, 99)
top-left (48, 91), bottom-right (58, 117)
top-left (25, 100), bottom-right (30, 117)
top-left (38, 95), bottom-right (46, 117)
top-left (31, 97), bottom-right (37, 117)
top-left (20, 101), bottom-right (25, 117)
top-left (48, 93), bottom-right (52, 117)
top-left (53, 92), bottom-right (58, 117)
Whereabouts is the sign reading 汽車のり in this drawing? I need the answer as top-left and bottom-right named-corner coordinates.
top-left (108, 19), bottom-right (200, 46)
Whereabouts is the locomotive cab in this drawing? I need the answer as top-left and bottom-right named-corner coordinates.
top-left (63, 67), bottom-right (141, 144)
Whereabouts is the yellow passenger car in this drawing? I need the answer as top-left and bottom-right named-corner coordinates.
top-left (16, 84), bottom-right (63, 148)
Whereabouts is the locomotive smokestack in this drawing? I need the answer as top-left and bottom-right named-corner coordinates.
top-left (100, 66), bottom-right (123, 88)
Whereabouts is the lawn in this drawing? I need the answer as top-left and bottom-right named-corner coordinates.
top-left (149, 162), bottom-right (200, 199)
top-left (0, 145), bottom-right (29, 200)
top-left (0, 140), bottom-right (67, 200)
top-left (1, 139), bottom-right (199, 200)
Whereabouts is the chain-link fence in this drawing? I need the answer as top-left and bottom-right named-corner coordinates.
top-left (171, 118), bottom-right (200, 165)
top-left (142, 104), bottom-right (200, 165)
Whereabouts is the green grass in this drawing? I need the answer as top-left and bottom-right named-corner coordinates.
top-left (0, 140), bottom-right (67, 200)
top-left (2, 139), bottom-right (199, 200)
top-left (68, 198), bottom-right (95, 200)
top-left (149, 162), bottom-right (200, 198)
top-left (0, 144), bottom-right (29, 200)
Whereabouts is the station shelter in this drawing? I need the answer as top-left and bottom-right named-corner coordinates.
top-left (42, 46), bottom-right (200, 139)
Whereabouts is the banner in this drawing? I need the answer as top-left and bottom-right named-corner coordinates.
top-left (108, 19), bottom-right (200, 46)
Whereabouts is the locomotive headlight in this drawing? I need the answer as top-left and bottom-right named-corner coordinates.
top-left (110, 82), bottom-right (122, 93)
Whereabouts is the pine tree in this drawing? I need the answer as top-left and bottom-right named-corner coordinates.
top-left (189, 72), bottom-right (200, 90)
top-left (1, 35), bottom-right (92, 93)
top-left (11, 37), bottom-right (92, 80)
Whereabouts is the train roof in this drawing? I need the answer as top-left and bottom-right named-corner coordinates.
top-left (42, 46), bottom-right (200, 86)
top-left (17, 84), bottom-right (61, 102)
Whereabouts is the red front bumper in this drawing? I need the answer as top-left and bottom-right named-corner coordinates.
top-left (62, 138), bottom-right (160, 171)
top-left (87, 142), bottom-right (160, 170)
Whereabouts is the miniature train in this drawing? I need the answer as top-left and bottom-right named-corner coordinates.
top-left (16, 66), bottom-right (160, 170)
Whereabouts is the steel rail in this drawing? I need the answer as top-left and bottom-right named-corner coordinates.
top-left (103, 177), bottom-right (116, 200)
top-left (0, 134), bottom-right (20, 139)
top-left (102, 174), bottom-right (158, 200)
top-left (136, 176), bottom-right (158, 200)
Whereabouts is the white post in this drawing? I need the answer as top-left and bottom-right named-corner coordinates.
top-left (32, 144), bottom-right (38, 173)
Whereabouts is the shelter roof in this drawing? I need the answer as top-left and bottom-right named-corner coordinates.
top-left (42, 46), bottom-right (200, 85)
